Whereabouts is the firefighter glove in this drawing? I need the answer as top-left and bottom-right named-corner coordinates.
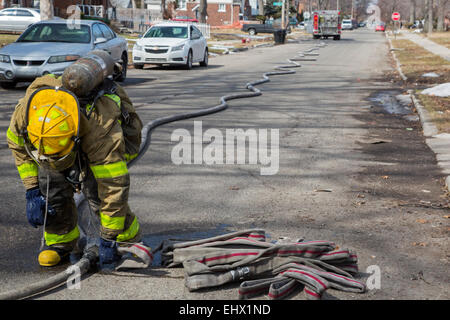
top-left (25, 187), bottom-right (55, 228)
top-left (99, 238), bottom-right (121, 268)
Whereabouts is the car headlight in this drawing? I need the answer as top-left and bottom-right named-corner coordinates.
top-left (171, 43), bottom-right (185, 52)
top-left (48, 55), bottom-right (80, 64)
top-left (0, 54), bottom-right (10, 63)
top-left (133, 44), bottom-right (143, 51)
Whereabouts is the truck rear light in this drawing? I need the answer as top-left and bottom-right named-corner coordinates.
top-left (313, 14), bottom-right (319, 30)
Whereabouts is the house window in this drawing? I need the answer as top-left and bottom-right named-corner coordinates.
top-left (178, 0), bottom-right (187, 10)
top-left (218, 4), bottom-right (226, 12)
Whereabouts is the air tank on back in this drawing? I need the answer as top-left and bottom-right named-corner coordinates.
top-left (62, 50), bottom-right (115, 97)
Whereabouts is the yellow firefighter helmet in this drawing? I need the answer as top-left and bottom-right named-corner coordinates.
top-left (26, 87), bottom-right (79, 160)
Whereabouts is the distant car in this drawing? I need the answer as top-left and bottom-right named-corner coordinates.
top-left (409, 20), bottom-right (424, 29)
top-left (0, 19), bottom-right (128, 89)
top-left (289, 17), bottom-right (298, 27)
top-left (358, 21), bottom-right (367, 28)
top-left (0, 7), bottom-right (40, 32)
top-left (132, 22), bottom-right (208, 70)
top-left (341, 19), bottom-right (353, 30)
top-left (172, 16), bottom-right (199, 23)
top-left (375, 23), bottom-right (386, 32)
top-left (297, 22), bottom-right (305, 30)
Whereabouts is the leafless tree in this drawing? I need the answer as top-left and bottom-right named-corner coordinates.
top-left (258, 0), bottom-right (264, 15)
top-left (423, 0), bottom-right (433, 33)
top-left (436, 0), bottom-right (450, 31)
top-left (409, 0), bottom-right (417, 23)
top-left (199, 0), bottom-right (207, 23)
top-left (40, 0), bottom-right (54, 20)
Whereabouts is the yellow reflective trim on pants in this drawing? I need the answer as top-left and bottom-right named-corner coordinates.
top-left (7, 127), bottom-right (24, 146)
top-left (17, 162), bottom-right (38, 179)
top-left (45, 226), bottom-right (80, 246)
top-left (117, 217), bottom-right (139, 242)
top-left (100, 212), bottom-right (126, 231)
top-left (90, 161), bottom-right (128, 179)
top-left (124, 153), bottom-right (138, 163)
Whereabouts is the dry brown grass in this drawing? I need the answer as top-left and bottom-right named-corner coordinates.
top-left (392, 38), bottom-right (450, 133)
top-left (391, 39), bottom-right (450, 84)
top-left (0, 33), bottom-right (19, 48)
top-left (419, 94), bottom-right (450, 133)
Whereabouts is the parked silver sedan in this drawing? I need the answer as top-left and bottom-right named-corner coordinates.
top-left (0, 7), bottom-right (41, 32)
top-left (0, 19), bottom-right (129, 89)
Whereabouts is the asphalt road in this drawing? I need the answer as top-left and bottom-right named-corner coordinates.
top-left (0, 29), bottom-right (448, 300)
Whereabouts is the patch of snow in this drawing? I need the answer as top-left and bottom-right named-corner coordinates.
top-left (421, 83), bottom-right (450, 97)
top-left (421, 72), bottom-right (441, 78)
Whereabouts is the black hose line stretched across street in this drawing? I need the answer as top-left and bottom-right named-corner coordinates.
top-left (0, 41), bottom-right (326, 300)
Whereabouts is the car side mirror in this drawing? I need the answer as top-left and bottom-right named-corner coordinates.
top-left (94, 37), bottom-right (107, 45)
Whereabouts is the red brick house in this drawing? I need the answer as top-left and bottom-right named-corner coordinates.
top-left (174, 0), bottom-right (240, 27)
top-left (1, 0), bottom-right (242, 27)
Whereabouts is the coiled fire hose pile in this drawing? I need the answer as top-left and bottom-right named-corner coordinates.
top-left (0, 41), bottom-right (327, 300)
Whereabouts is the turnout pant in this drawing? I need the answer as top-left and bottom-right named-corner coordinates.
top-left (38, 166), bottom-right (139, 250)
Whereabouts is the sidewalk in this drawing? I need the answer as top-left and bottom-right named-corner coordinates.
top-left (387, 31), bottom-right (450, 192)
top-left (401, 31), bottom-right (450, 62)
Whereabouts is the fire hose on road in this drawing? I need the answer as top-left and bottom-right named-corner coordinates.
top-left (0, 42), bottom-right (326, 300)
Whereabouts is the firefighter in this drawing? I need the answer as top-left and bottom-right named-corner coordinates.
top-left (6, 52), bottom-right (143, 268)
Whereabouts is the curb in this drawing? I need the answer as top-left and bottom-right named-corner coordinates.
top-left (408, 89), bottom-right (438, 137)
top-left (387, 34), bottom-right (450, 192)
top-left (386, 34), bottom-right (407, 81)
top-left (411, 91), bottom-right (450, 193)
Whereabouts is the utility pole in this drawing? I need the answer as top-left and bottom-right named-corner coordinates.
top-left (282, 0), bottom-right (285, 29)
top-left (337, 0), bottom-right (340, 10)
top-left (351, 0), bottom-right (354, 19)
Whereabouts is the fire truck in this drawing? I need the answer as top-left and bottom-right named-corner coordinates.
top-left (312, 10), bottom-right (342, 40)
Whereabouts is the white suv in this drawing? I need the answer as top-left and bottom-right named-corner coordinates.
top-left (132, 22), bottom-right (208, 70)
top-left (341, 19), bottom-right (353, 30)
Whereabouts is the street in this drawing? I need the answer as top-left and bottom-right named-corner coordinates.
top-left (0, 29), bottom-right (448, 300)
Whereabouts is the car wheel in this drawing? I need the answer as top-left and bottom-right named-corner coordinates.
top-left (0, 81), bottom-right (16, 89)
top-left (185, 50), bottom-right (193, 70)
top-left (199, 49), bottom-right (208, 67)
top-left (248, 28), bottom-right (256, 36)
top-left (134, 63), bottom-right (144, 69)
top-left (116, 53), bottom-right (128, 82)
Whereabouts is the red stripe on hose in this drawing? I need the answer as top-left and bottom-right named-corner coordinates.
top-left (133, 244), bottom-right (153, 259)
top-left (282, 269), bottom-right (327, 289)
top-left (322, 250), bottom-right (349, 256)
top-left (305, 288), bottom-right (320, 298)
top-left (198, 248), bottom-right (323, 264)
top-left (197, 252), bottom-right (259, 263)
